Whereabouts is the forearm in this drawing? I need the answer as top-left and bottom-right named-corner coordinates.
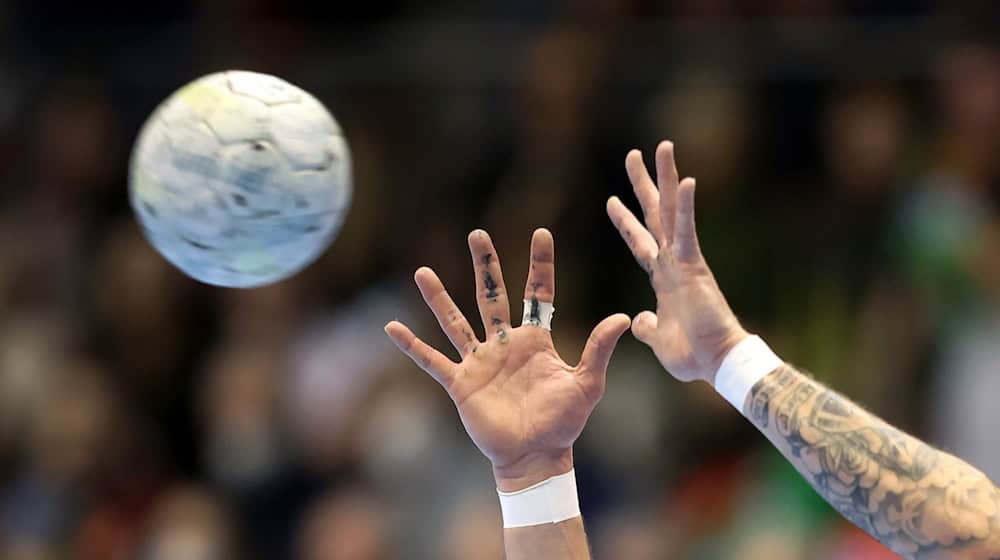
top-left (495, 452), bottom-right (592, 560)
top-left (745, 364), bottom-right (1000, 559)
top-left (503, 517), bottom-right (591, 559)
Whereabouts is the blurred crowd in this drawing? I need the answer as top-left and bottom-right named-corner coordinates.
top-left (1, 1), bottom-right (999, 559)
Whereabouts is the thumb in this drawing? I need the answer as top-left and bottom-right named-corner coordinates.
top-left (631, 311), bottom-right (658, 347)
top-left (578, 313), bottom-right (631, 387)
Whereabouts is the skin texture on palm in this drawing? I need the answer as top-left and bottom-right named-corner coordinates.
top-left (609, 140), bottom-right (1000, 559)
top-left (385, 228), bottom-right (629, 560)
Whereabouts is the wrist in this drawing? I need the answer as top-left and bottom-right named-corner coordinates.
top-left (495, 450), bottom-right (581, 529)
top-left (713, 334), bottom-right (784, 412)
top-left (704, 327), bottom-right (751, 385)
top-left (493, 448), bottom-right (574, 493)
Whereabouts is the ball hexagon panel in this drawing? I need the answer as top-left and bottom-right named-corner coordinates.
top-left (268, 96), bottom-right (342, 172)
top-left (130, 71), bottom-right (352, 288)
top-left (210, 141), bottom-right (292, 219)
top-left (203, 91), bottom-right (271, 146)
top-left (226, 71), bottom-right (302, 106)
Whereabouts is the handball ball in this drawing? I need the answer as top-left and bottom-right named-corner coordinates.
top-left (129, 71), bottom-right (352, 288)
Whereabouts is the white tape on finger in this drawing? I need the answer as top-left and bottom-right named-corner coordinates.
top-left (714, 335), bottom-right (784, 413)
top-left (522, 299), bottom-right (555, 330)
top-left (497, 469), bottom-right (581, 528)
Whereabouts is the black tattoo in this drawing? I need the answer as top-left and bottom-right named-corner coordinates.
top-left (484, 271), bottom-right (499, 300)
top-left (748, 366), bottom-right (1000, 559)
top-left (748, 366), bottom-right (797, 427)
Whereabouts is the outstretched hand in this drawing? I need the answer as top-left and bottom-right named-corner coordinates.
top-left (606, 141), bottom-right (748, 385)
top-left (385, 229), bottom-right (630, 491)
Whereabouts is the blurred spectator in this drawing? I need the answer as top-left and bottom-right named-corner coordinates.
top-left (644, 68), bottom-right (754, 195)
top-left (199, 342), bottom-right (285, 492)
top-left (821, 87), bottom-right (908, 201)
top-left (136, 485), bottom-right (238, 560)
top-left (297, 487), bottom-right (392, 560)
top-left (218, 279), bottom-right (309, 344)
top-left (32, 81), bottom-right (120, 212)
top-left (438, 495), bottom-right (503, 560)
top-left (933, 44), bottom-right (1000, 188)
top-left (774, 85), bottom-right (913, 408)
top-left (593, 509), bottom-right (673, 560)
top-left (23, 360), bottom-right (117, 488)
top-left (0, 358), bottom-right (118, 557)
top-left (891, 44), bottom-right (1000, 330)
top-left (933, 220), bottom-right (1000, 483)
top-left (0, 311), bottom-right (74, 464)
top-left (880, 42), bottom-right (1000, 438)
top-left (90, 220), bottom-right (200, 401)
top-left (478, 25), bottom-right (610, 316)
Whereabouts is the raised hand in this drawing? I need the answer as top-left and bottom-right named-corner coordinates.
top-left (385, 228), bottom-right (630, 490)
top-left (607, 141), bottom-right (1000, 560)
top-left (606, 141), bottom-right (748, 384)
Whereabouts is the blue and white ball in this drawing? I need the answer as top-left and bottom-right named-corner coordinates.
top-left (129, 71), bottom-right (351, 288)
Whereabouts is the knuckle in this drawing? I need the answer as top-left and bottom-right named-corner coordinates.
top-left (446, 312), bottom-right (465, 328)
top-left (419, 352), bottom-right (433, 369)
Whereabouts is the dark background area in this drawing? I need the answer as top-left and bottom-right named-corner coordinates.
top-left (0, 1), bottom-right (998, 558)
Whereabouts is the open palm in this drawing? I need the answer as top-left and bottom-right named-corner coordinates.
top-left (606, 141), bottom-right (747, 384)
top-left (385, 229), bottom-right (629, 486)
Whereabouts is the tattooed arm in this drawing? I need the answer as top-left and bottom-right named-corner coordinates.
top-left (607, 140), bottom-right (1000, 559)
top-left (385, 229), bottom-right (630, 560)
top-left (749, 366), bottom-right (1000, 558)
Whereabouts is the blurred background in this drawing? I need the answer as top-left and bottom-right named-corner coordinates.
top-left (1, 1), bottom-right (999, 558)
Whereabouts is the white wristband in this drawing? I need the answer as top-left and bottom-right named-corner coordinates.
top-left (497, 469), bottom-right (581, 528)
top-left (714, 335), bottom-right (784, 413)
